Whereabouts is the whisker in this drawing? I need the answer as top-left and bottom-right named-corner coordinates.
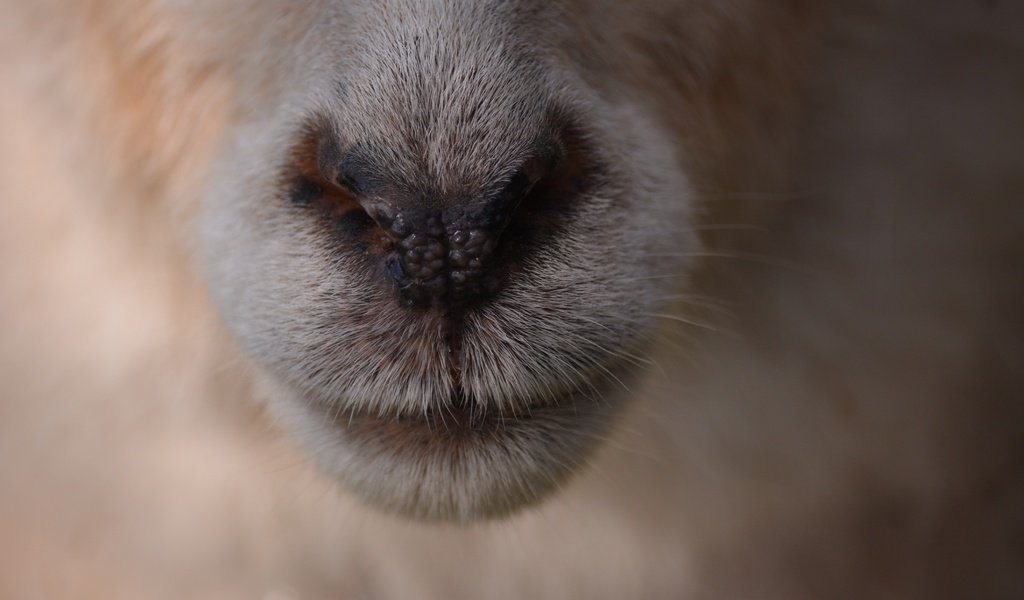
top-left (572, 316), bottom-right (663, 373)
top-left (638, 250), bottom-right (813, 274)
top-left (691, 223), bottom-right (768, 233)
top-left (693, 188), bottom-right (817, 201)
top-left (558, 334), bottom-right (632, 395)
top-left (644, 312), bottom-right (719, 332)
top-left (654, 294), bottom-right (737, 317)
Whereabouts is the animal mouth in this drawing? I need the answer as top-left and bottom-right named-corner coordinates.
top-left (340, 393), bottom-right (561, 456)
top-left (300, 355), bottom-right (624, 521)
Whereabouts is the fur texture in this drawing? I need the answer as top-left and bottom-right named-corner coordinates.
top-left (1, 0), bottom-right (1022, 597)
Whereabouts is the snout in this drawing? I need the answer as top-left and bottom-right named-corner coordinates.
top-left (202, 69), bottom-right (667, 521)
top-left (198, 0), bottom-right (695, 524)
top-left (247, 114), bottom-right (631, 520)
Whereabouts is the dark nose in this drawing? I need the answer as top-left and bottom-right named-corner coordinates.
top-left (360, 167), bottom-right (540, 309)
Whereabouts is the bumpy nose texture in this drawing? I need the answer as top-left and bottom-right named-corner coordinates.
top-left (365, 201), bottom-right (508, 309)
top-left (447, 228), bottom-right (501, 299)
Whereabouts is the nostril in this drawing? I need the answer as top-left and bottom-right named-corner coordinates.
top-left (503, 170), bottom-right (533, 203)
top-left (479, 156), bottom-right (549, 231)
top-left (317, 135), bottom-right (368, 198)
top-left (359, 200), bottom-right (427, 242)
top-left (287, 131), bottom-right (377, 240)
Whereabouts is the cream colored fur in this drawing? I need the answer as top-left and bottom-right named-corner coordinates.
top-left (1, 0), bottom-right (1022, 598)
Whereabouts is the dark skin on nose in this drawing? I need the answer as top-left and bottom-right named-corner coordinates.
top-left (286, 113), bottom-right (596, 312)
top-left (345, 151), bottom-right (547, 310)
top-left (366, 203), bottom-right (506, 309)
top-left (286, 132), bottom-right (524, 310)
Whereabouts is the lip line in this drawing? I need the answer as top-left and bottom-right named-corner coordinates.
top-left (289, 341), bottom-right (639, 428)
top-left (329, 360), bottom-right (632, 444)
top-left (336, 387), bottom-right (589, 436)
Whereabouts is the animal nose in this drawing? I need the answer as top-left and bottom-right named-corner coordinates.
top-left (360, 168), bottom-right (540, 309)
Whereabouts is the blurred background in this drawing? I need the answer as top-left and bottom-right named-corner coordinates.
top-left (1, 1), bottom-right (1022, 598)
